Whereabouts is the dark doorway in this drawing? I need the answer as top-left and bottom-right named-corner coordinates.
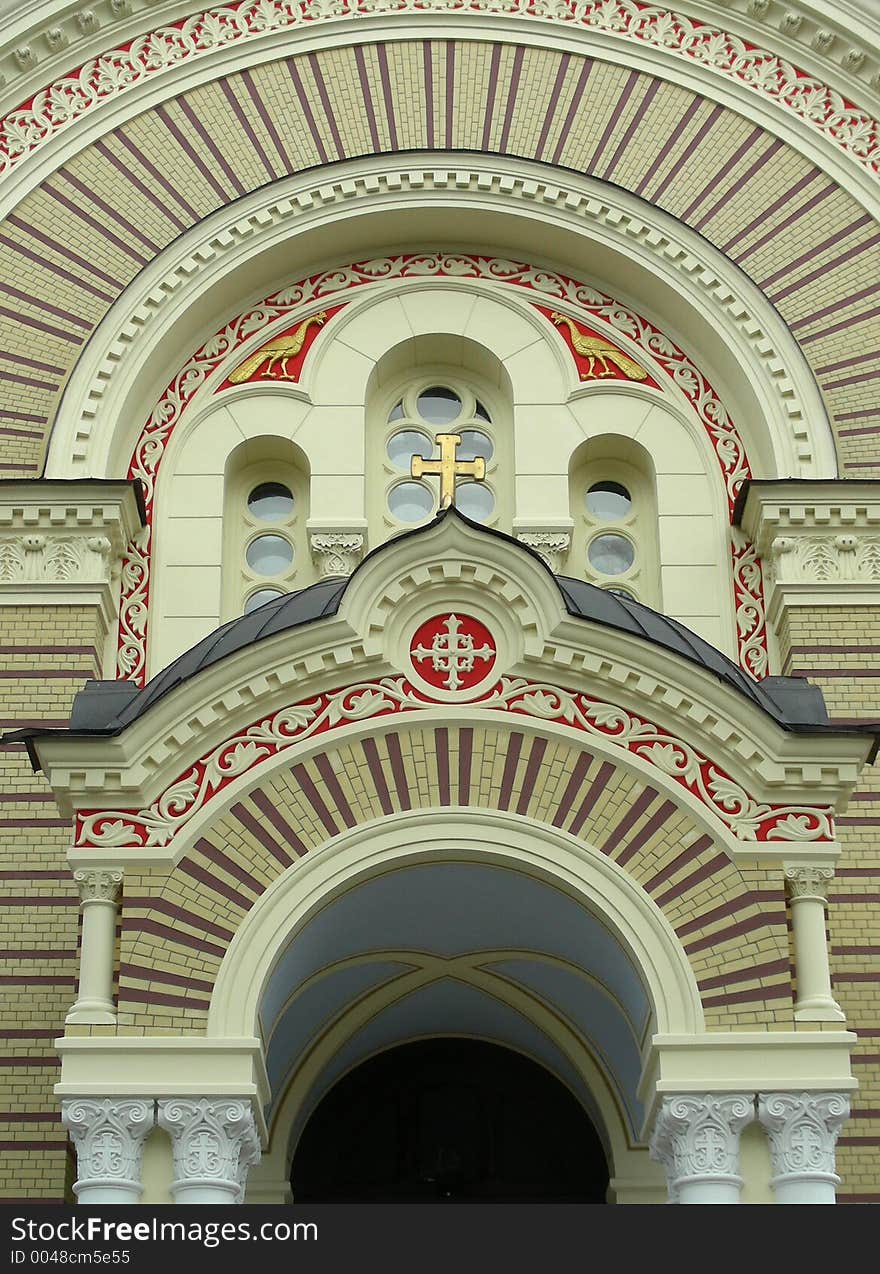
top-left (291, 1039), bottom-right (609, 1202)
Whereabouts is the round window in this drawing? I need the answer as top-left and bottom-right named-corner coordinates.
top-left (246, 534), bottom-right (294, 576)
top-left (416, 386), bottom-right (461, 426)
top-left (456, 430), bottom-right (494, 463)
top-left (456, 482), bottom-right (495, 523)
top-left (585, 481), bottom-right (632, 521)
top-left (248, 482), bottom-right (294, 521)
top-left (244, 588), bottom-right (285, 614)
top-left (588, 533), bottom-right (635, 576)
top-left (387, 430), bottom-right (434, 470)
top-left (388, 481), bottom-right (434, 523)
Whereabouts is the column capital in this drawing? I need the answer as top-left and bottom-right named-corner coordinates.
top-left (513, 528), bottom-right (572, 574)
top-left (649, 1093), bottom-right (753, 1203)
top-left (758, 1091), bottom-right (849, 1201)
top-left (308, 529), bottom-right (366, 578)
top-left (784, 863), bottom-right (834, 902)
top-left (158, 1097), bottom-right (261, 1204)
top-left (73, 868), bottom-right (122, 904)
top-left (61, 1097), bottom-right (153, 1203)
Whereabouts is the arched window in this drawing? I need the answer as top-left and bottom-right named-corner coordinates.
top-left (569, 436), bottom-right (660, 608)
top-left (222, 438), bottom-right (311, 619)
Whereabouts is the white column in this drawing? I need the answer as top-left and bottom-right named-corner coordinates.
top-left (784, 865), bottom-right (844, 1021)
top-left (62, 1098), bottom-right (154, 1204)
top-left (158, 1098), bottom-right (261, 1204)
top-left (67, 869), bottom-right (122, 1025)
top-left (758, 1092), bottom-right (849, 1204)
top-left (649, 1094), bottom-right (753, 1203)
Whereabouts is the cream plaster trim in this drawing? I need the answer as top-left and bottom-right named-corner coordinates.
top-left (45, 157), bottom-right (837, 486)
top-left (0, 4), bottom-right (876, 213)
top-left (206, 812), bottom-right (705, 1041)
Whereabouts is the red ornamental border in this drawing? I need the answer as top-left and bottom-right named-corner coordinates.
top-left (1, 0), bottom-right (876, 178)
top-left (74, 675), bottom-right (834, 851)
top-left (119, 253), bottom-right (769, 686)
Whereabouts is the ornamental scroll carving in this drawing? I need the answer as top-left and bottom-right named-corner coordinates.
top-left (0, 533), bottom-right (113, 584)
top-left (515, 531), bottom-right (572, 574)
top-left (117, 253), bottom-right (768, 684)
top-left (757, 1092), bottom-right (849, 1182)
top-left (649, 1094), bottom-right (753, 1193)
top-left (158, 1098), bottom-right (260, 1203)
top-left (768, 534), bottom-right (880, 584)
top-left (74, 675), bottom-right (835, 851)
top-left (0, 1), bottom-right (876, 180)
top-left (784, 864), bottom-right (834, 902)
top-left (61, 1098), bottom-right (153, 1190)
top-left (73, 868), bottom-right (122, 904)
top-left (308, 532), bottom-right (365, 578)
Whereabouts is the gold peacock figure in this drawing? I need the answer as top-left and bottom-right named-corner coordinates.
top-left (550, 312), bottom-right (648, 381)
top-left (228, 311), bottom-right (328, 383)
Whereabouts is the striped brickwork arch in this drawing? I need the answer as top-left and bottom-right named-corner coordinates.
top-left (119, 722), bottom-right (791, 1034)
top-left (0, 40), bottom-right (877, 475)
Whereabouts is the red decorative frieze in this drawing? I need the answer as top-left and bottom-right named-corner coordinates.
top-left (410, 613), bottom-right (496, 691)
top-left (117, 253), bottom-right (768, 685)
top-left (74, 675), bottom-right (834, 851)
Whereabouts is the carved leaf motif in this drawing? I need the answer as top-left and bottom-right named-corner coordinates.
top-left (87, 818), bottom-right (134, 848)
top-left (766, 812), bottom-right (830, 841)
top-left (638, 741), bottom-right (695, 779)
top-left (43, 540), bottom-right (80, 581)
top-left (0, 541), bottom-right (24, 581)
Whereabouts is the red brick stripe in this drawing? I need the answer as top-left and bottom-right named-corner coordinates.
top-left (123, 917), bottom-right (226, 960)
top-left (515, 737), bottom-right (547, 817)
top-left (615, 799), bottom-right (677, 869)
top-left (362, 737), bottom-right (393, 816)
top-left (435, 728), bottom-right (450, 806)
top-left (497, 733), bottom-right (524, 811)
top-left (228, 798), bottom-right (295, 867)
top-left (0, 1112), bottom-right (60, 1123)
top-left (0, 1058), bottom-right (60, 1067)
top-left (0, 1141), bottom-right (67, 1151)
top-left (118, 986), bottom-right (209, 1012)
top-left (0, 976), bottom-right (75, 985)
top-left (602, 786), bottom-right (658, 856)
top-left (683, 911), bottom-right (785, 954)
top-left (176, 860), bottom-right (252, 911)
top-left (569, 761), bottom-right (615, 836)
top-left (314, 752), bottom-right (357, 828)
top-left (124, 896), bottom-right (233, 942)
top-left (290, 762), bottom-right (339, 836)
top-left (701, 982), bottom-right (791, 1008)
top-left (385, 733), bottom-right (411, 811)
top-left (246, 791), bottom-right (302, 862)
top-left (697, 958), bottom-right (789, 991)
top-left (829, 893), bottom-right (880, 903)
top-left (655, 853), bottom-right (731, 911)
top-left (643, 835), bottom-right (714, 894)
top-left (0, 896), bottom-right (77, 906)
top-left (194, 837), bottom-right (265, 897)
top-left (458, 727), bottom-right (473, 807)
top-left (551, 752), bottom-right (593, 829)
top-left (119, 963), bottom-right (213, 994)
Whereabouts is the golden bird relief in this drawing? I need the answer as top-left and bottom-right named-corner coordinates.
top-left (228, 311), bottom-right (328, 383)
top-left (550, 312), bottom-right (648, 381)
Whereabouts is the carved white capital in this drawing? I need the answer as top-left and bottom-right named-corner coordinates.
top-left (158, 1097), bottom-right (261, 1204)
top-left (62, 1098), bottom-right (153, 1203)
top-left (514, 529), bottom-right (572, 574)
top-left (785, 864), bottom-right (834, 903)
top-left (650, 1093), bottom-right (753, 1203)
top-left (74, 868), bottom-right (122, 905)
top-left (758, 1092), bottom-right (849, 1203)
top-left (308, 530), bottom-right (366, 578)
top-left (0, 481), bottom-right (143, 606)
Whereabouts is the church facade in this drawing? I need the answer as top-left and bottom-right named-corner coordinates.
top-left (0, 0), bottom-right (877, 1204)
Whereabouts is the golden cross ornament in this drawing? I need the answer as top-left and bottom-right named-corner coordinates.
top-left (410, 433), bottom-right (486, 509)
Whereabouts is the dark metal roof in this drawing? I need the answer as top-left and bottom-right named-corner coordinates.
top-left (5, 508), bottom-right (878, 763)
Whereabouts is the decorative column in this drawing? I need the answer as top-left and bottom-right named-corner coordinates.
top-left (649, 1094), bottom-right (753, 1203)
top-left (67, 869), bottom-right (122, 1025)
top-left (758, 1092), bottom-right (850, 1203)
top-left (784, 864), bottom-right (844, 1021)
top-left (62, 1098), bottom-right (153, 1204)
top-left (308, 526), bottom-right (366, 578)
top-left (158, 1098), bottom-right (261, 1204)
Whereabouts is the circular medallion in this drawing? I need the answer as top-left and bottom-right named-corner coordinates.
top-left (409, 613), bottom-right (497, 693)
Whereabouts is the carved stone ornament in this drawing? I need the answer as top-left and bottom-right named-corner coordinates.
top-left (62, 1098), bottom-right (153, 1196)
top-left (515, 531), bottom-right (572, 574)
top-left (308, 531), bottom-right (365, 578)
top-left (649, 1094), bottom-right (753, 1199)
top-left (767, 533), bottom-right (880, 585)
top-left (0, 532), bottom-right (113, 585)
top-left (784, 864), bottom-right (834, 902)
top-left (73, 868), bottom-right (122, 905)
top-left (758, 1092), bottom-right (849, 1185)
top-left (158, 1098), bottom-right (260, 1204)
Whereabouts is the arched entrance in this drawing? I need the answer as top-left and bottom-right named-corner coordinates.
top-left (291, 1039), bottom-right (609, 1202)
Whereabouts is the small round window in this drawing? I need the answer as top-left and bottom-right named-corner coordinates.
top-left (416, 387), bottom-right (461, 426)
top-left (244, 588), bottom-right (285, 614)
top-left (588, 534), bottom-right (635, 576)
top-left (456, 430), bottom-right (494, 463)
top-left (387, 430), bottom-right (433, 470)
top-left (246, 534), bottom-right (294, 576)
top-left (456, 482), bottom-right (495, 523)
top-left (388, 481), bottom-right (434, 523)
top-left (248, 482), bottom-right (294, 521)
top-left (585, 481), bottom-right (631, 521)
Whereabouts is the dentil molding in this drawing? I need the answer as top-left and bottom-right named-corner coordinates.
top-left (0, 1), bottom-right (876, 186)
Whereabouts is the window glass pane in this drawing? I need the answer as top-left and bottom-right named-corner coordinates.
top-left (474, 400), bottom-right (491, 422)
top-left (248, 482), bottom-right (294, 521)
top-left (588, 534), bottom-right (634, 576)
top-left (417, 386), bottom-right (461, 426)
top-left (388, 401), bottom-right (405, 422)
top-left (387, 430), bottom-right (434, 469)
top-left (244, 588), bottom-right (284, 614)
top-left (585, 481), bottom-right (632, 521)
top-left (246, 534), bottom-right (294, 576)
top-left (456, 482), bottom-right (495, 523)
top-left (456, 430), bottom-right (493, 463)
top-left (388, 481), bottom-right (434, 523)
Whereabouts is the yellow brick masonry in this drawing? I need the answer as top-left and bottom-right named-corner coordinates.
top-left (776, 604), bottom-right (880, 1198)
top-left (0, 604), bottom-right (102, 1201)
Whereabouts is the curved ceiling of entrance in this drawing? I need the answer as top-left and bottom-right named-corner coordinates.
top-left (0, 38), bottom-right (877, 475)
top-left (260, 863), bottom-right (652, 1146)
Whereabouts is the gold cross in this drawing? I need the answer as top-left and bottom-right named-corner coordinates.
top-left (410, 433), bottom-right (486, 509)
